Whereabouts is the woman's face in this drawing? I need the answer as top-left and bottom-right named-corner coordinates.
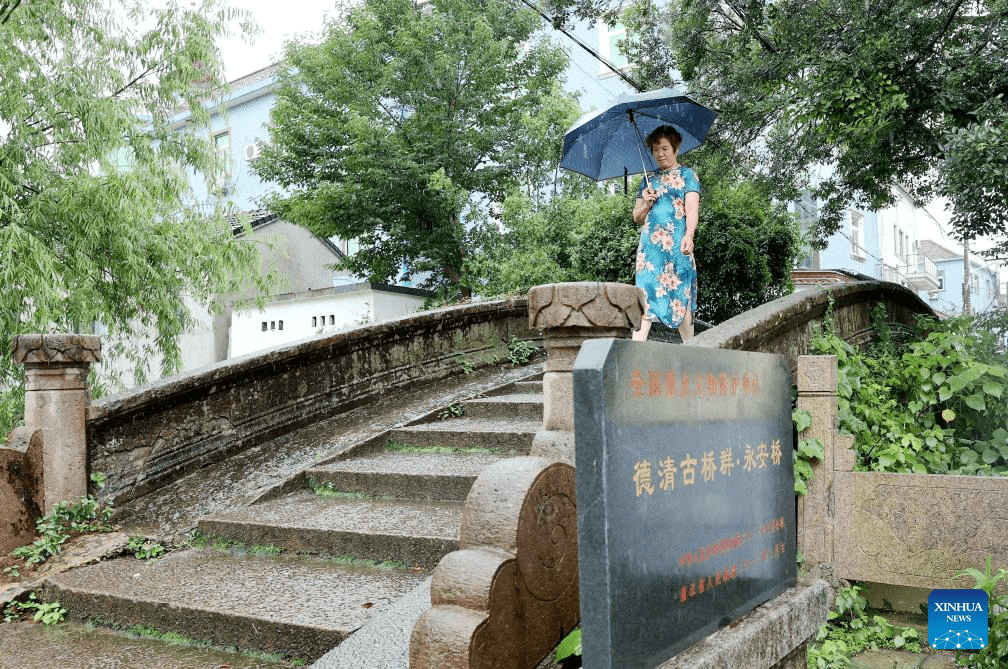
top-left (650, 137), bottom-right (678, 170)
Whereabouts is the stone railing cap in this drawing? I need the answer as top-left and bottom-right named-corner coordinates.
top-left (11, 334), bottom-right (102, 364)
top-left (527, 282), bottom-right (644, 330)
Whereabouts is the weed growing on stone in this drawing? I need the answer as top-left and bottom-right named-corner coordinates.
top-left (455, 352), bottom-right (476, 374)
top-left (10, 495), bottom-right (114, 567)
top-left (792, 408), bottom-right (824, 496)
top-left (308, 478), bottom-right (370, 499)
top-left (437, 403), bottom-right (465, 420)
top-left (126, 535), bottom-right (165, 560)
top-left (3, 592), bottom-right (66, 625)
top-left (110, 621), bottom-right (305, 665)
top-left (384, 438), bottom-right (503, 455)
top-left (507, 336), bottom-right (539, 365)
top-left (806, 584), bottom-right (921, 668)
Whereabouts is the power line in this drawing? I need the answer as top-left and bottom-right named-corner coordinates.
top-left (515, 0), bottom-right (644, 92)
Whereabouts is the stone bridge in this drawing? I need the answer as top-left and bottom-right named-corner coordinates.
top-left (2, 279), bottom-right (935, 669)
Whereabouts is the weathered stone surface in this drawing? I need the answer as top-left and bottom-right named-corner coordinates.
top-left (654, 579), bottom-right (831, 669)
top-left (411, 457), bottom-right (579, 669)
top-left (527, 282), bottom-right (644, 331)
top-left (87, 298), bottom-right (532, 506)
top-left (14, 335), bottom-right (100, 512)
top-left (0, 427), bottom-right (44, 554)
top-left (692, 281), bottom-right (932, 379)
top-left (11, 333), bottom-right (101, 364)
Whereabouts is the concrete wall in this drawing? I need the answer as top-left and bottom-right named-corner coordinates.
top-left (86, 298), bottom-right (531, 505)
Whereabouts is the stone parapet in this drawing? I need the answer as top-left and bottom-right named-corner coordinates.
top-left (87, 298), bottom-right (532, 505)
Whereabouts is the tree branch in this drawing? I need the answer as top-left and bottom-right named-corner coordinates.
top-left (0, 0), bottom-right (22, 25)
top-left (900, 0), bottom-right (967, 73)
top-left (720, 0), bottom-right (777, 54)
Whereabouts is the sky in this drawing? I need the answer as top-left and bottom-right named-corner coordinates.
top-left (218, 0), bottom-right (336, 81)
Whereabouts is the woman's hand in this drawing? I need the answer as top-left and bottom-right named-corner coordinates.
top-left (633, 189), bottom-right (657, 225)
top-left (680, 233), bottom-right (694, 256)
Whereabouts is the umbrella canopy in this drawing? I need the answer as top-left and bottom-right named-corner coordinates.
top-left (560, 88), bottom-right (718, 182)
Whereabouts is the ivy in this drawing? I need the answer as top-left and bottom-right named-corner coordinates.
top-left (812, 310), bottom-right (1008, 476)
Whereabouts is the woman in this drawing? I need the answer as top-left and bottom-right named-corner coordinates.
top-left (631, 125), bottom-right (701, 341)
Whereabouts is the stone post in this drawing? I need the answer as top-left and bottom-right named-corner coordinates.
top-left (11, 334), bottom-right (101, 512)
top-left (527, 282), bottom-right (645, 463)
top-left (795, 354), bottom-right (854, 581)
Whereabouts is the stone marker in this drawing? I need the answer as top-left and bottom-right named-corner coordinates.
top-left (573, 338), bottom-right (796, 669)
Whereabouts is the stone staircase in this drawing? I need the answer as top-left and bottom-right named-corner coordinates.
top-left (33, 364), bottom-right (545, 666)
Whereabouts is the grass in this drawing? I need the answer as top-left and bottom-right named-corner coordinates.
top-left (384, 437), bottom-right (507, 454)
top-left (86, 618), bottom-right (307, 666)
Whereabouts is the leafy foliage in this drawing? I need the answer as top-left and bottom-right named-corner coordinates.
top-left (813, 308), bottom-right (1008, 475)
top-left (543, 0), bottom-right (1008, 255)
top-left (793, 408), bottom-right (824, 496)
top-left (807, 584), bottom-right (921, 669)
top-left (0, 0), bottom-right (274, 434)
top-left (506, 336), bottom-right (539, 366)
top-left (254, 0), bottom-right (572, 297)
top-left (3, 592), bottom-right (66, 625)
top-left (126, 535), bottom-right (165, 560)
top-left (10, 496), bottom-right (114, 567)
top-left (956, 557), bottom-right (1008, 668)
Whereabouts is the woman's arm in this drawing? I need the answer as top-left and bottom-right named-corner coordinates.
top-left (681, 190), bottom-right (700, 255)
top-left (633, 188), bottom-right (656, 225)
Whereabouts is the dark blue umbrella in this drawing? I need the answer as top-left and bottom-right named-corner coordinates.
top-left (560, 88), bottom-right (718, 182)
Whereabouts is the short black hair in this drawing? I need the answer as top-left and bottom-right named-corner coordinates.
top-left (645, 125), bottom-right (683, 152)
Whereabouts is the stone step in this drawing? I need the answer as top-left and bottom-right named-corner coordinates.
top-left (306, 451), bottom-right (508, 501)
top-left (198, 489), bottom-right (462, 569)
top-left (388, 416), bottom-right (539, 453)
top-left (461, 392), bottom-right (544, 421)
top-left (40, 547), bottom-right (429, 663)
top-left (511, 379), bottom-right (544, 394)
top-left (1, 621), bottom-right (299, 669)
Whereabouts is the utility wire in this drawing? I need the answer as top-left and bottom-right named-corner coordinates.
top-left (515, 0), bottom-right (644, 92)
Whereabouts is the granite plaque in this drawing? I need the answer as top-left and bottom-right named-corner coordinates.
top-left (573, 339), bottom-right (796, 669)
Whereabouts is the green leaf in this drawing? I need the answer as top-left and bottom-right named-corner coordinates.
top-left (965, 394), bottom-right (987, 411)
top-left (556, 628), bottom-right (582, 661)
top-left (983, 380), bottom-right (1003, 398)
top-left (982, 448), bottom-right (1001, 464)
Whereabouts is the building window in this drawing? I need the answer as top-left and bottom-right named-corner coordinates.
top-left (278, 320), bottom-right (283, 330)
top-left (261, 322), bottom-right (267, 332)
top-left (937, 269), bottom-right (945, 290)
top-left (597, 21), bottom-right (629, 74)
top-left (849, 210), bottom-right (864, 259)
top-left (329, 315), bottom-right (335, 325)
top-left (270, 321), bottom-right (275, 330)
top-left (312, 316), bottom-right (317, 327)
top-left (214, 130), bottom-right (232, 179)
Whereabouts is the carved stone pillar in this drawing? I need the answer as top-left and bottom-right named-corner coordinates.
top-left (12, 334), bottom-right (101, 511)
top-left (527, 282), bottom-right (645, 463)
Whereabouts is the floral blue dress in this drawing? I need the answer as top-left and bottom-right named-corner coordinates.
top-left (635, 166), bottom-right (701, 328)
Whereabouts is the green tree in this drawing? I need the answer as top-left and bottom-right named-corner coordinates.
top-left (254, 0), bottom-right (571, 298)
top-left (0, 0), bottom-right (273, 434)
top-left (545, 0), bottom-right (1008, 256)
